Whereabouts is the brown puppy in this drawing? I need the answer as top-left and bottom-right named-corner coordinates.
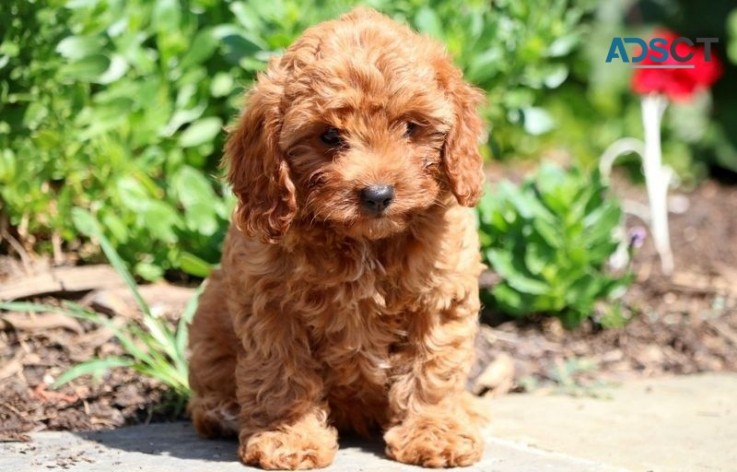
top-left (188, 7), bottom-right (486, 469)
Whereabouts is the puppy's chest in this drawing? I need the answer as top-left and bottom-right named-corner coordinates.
top-left (305, 282), bottom-right (418, 387)
top-left (314, 310), bottom-right (409, 389)
top-left (296, 248), bottom-right (438, 386)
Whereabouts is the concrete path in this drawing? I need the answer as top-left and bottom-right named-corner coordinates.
top-left (2, 374), bottom-right (734, 472)
top-left (488, 373), bottom-right (737, 472)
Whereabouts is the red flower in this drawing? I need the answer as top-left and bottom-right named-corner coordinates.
top-left (631, 30), bottom-right (723, 101)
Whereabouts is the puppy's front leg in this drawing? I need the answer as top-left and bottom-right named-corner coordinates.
top-left (384, 300), bottom-right (484, 468)
top-left (235, 314), bottom-right (337, 470)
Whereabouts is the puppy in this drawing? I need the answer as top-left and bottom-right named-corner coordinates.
top-left (188, 7), bottom-right (486, 469)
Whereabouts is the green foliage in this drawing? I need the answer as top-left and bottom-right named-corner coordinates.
top-left (0, 0), bottom-right (241, 279)
top-left (0, 210), bottom-right (201, 401)
top-left (477, 164), bottom-right (632, 328)
top-left (0, 0), bottom-right (594, 279)
top-left (729, 9), bottom-right (737, 65)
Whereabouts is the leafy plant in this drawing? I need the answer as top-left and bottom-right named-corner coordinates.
top-left (0, 210), bottom-right (201, 402)
top-left (477, 164), bottom-right (632, 328)
top-left (0, 0), bottom-right (240, 280)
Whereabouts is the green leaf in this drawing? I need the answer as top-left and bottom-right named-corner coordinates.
top-left (0, 301), bottom-right (59, 313)
top-left (727, 10), bottom-right (737, 64)
top-left (210, 72), bottom-right (235, 97)
top-left (466, 49), bottom-right (502, 84)
top-left (522, 107), bottom-right (555, 135)
top-left (184, 202), bottom-right (218, 236)
top-left (220, 32), bottom-right (266, 65)
top-left (152, 0), bottom-right (181, 32)
top-left (97, 54), bottom-right (129, 84)
top-left (543, 64), bottom-right (569, 88)
top-left (565, 274), bottom-right (601, 306)
top-left (531, 217), bottom-right (560, 248)
top-left (583, 203), bottom-right (621, 245)
top-left (492, 284), bottom-right (535, 316)
top-left (173, 166), bottom-right (216, 208)
top-left (414, 7), bottom-right (443, 39)
top-left (524, 237), bottom-right (551, 275)
top-left (56, 36), bottom-right (101, 60)
top-left (180, 29), bottom-right (218, 69)
top-left (141, 316), bottom-right (178, 362)
top-left (175, 282), bottom-right (205, 378)
top-left (134, 261), bottom-right (165, 281)
top-left (142, 201), bottom-right (180, 243)
top-left (116, 177), bottom-right (150, 213)
top-left (23, 102), bottom-right (48, 130)
top-left (59, 54), bottom-right (111, 82)
top-left (52, 357), bottom-right (134, 388)
top-left (101, 213), bottom-right (128, 244)
top-left (179, 252), bottom-right (213, 277)
top-left (0, 149), bottom-right (16, 181)
top-left (179, 117), bottom-right (223, 148)
top-left (546, 34), bottom-right (579, 57)
top-left (487, 250), bottom-right (549, 295)
top-left (230, 2), bottom-right (262, 31)
top-left (162, 103), bottom-right (207, 137)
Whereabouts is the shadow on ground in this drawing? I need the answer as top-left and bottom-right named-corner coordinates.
top-left (79, 422), bottom-right (239, 463)
top-left (78, 422), bottom-right (389, 466)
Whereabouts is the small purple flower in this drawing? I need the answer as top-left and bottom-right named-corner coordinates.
top-left (628, 226), bottom-right (647, 249)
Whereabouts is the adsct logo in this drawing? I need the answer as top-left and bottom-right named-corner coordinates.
top-left (606, 36), bottom-right (719, 69)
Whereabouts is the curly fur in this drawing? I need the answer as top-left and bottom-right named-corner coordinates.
top-left (188, 8), bottom-right (487, 469)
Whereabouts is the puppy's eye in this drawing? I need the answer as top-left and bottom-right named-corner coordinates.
top-left (405, 122), bottom-right (419, 137)
top-left (320, 127), bottom-right (343, 147)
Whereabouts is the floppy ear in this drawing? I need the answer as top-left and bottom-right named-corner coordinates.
top-left (225, 73), bottom-right (297, 243)
top-left (441, 69), bottom-right (486, 207)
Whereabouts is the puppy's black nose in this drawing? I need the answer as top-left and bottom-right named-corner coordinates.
top-left (360, 185), bottom-right (395, 214)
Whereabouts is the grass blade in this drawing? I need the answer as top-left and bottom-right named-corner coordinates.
top-left (174, 282), bottom-right (204, 375)
top-left (72, 208), bottom-right (152, 318)
top-left (0, 301), bottom-right (64, 313)
top-left (59, 302), bottom-right (158, 366)
top-left (52, 357), bottom-right (134, 388)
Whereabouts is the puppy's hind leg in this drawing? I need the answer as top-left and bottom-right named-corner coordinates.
top-left (187, 270), bottom-right (240, 438)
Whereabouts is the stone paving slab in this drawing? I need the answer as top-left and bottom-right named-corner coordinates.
top-left (0, 422), bottom-right (619, 472)
top-left (489, 373), bottom-right (737, 472)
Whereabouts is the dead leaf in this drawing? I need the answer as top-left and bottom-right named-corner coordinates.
top-left (0, 265), bottom-right (125, 300)
top-left (85, 290), bottom-right (137, 319)
top-left (0, 350), bottom-right (24, 381)
top-left (1, 312), bottom-right (84, 334)
top-left (33, 384), bottom-right (78, 404)
top-left (87, 283), bottom-right (195, 320)
top-left (472, 353), bottom-right (515, 397)
top-left (77, 326), bottom-right (115, 349)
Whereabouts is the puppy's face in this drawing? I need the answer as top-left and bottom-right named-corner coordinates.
top-left (280, 53), bottom-right (456, 240)
top-left (227, 9), bottom-right (485, 243)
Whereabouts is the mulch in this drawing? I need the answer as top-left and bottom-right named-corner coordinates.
top-left (1, 175), bottom-right (736, 439)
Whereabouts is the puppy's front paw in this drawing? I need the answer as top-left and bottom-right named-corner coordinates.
top-left (384, 415), bottom-right (483, 468)
top-left (239, 426), bottom-right (338, 470)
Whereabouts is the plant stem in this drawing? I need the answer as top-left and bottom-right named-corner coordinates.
top-left (641, 93), bottom-right (674, 275)
top-left (598, 137), bottom-right (645, 182)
